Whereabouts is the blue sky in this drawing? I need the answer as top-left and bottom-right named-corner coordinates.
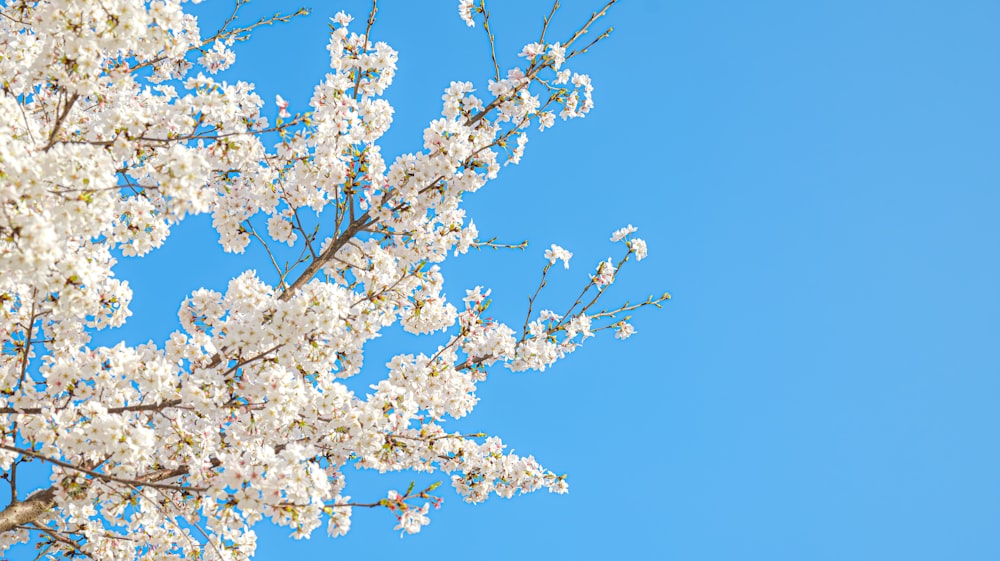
top-left (15, 0), bottom-right (1000, 559)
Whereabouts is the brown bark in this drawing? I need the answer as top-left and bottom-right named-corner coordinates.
top-left (0, 487), bottom-right (55, 533)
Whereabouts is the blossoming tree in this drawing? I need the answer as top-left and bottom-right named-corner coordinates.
top-left (0, 0), bottom-right (667, 558)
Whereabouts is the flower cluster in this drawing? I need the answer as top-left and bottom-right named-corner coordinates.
top-left (0, 1), bottom-right (665, 560)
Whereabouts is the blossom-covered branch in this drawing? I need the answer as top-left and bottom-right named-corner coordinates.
top-left (0, 0), bottom-right (665, 559)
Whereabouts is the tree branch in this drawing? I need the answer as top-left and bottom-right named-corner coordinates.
top-left (278, 214), bottom-right (372, 300)
top-left (0, 487), bottom-right (55, 534)
top-left (42, 92), bottom-right (78, 151)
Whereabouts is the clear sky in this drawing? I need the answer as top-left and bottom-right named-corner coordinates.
top-left (16, 0), bottom-right (1000, 559)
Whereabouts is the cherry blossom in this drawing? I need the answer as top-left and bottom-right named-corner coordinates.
top-left (459, 0), bottom-right (476, 27)
top-left (615, 321), bottom-right (636, 340)
top-left (275, 94), bottom-right (291, 119)
top-left (0, 0), bottom-right (667, 559)
top-left (610, 224), bottom-right (638, 242)
top-left (544, 243), bottom-right (573, 269)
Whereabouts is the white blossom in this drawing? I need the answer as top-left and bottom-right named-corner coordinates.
top-left (544, 244), bottom-right (573, 269)
top-left (458, 0), bottom-right (475, 27)
top-left (0, 1), bottom-right (663, 558)
top-left (615, 321), bottom-right (636, 340)
top-left (611, 224), bottom-right (638, 242)
top-left (631, 237), bottom-right (649, 261)
top-left (593, 258), bottom-right (617, 287)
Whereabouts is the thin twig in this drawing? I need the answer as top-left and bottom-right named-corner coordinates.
top-left (479, 0), bottom-right (501, 82)
top-left (353, 0), bottom-right (378, 100)
top-left (520, 263), bottom-right (553, 344)
top-left (244, 219), bottom-right (288, 291)
top-left (19, 523), bottom-right (84, 556)
top-left (0, 444), bottom-right (208, 493)
top-left (15, 292), bottom-right (36, 392)
top-left (129, 8), bottom-right (310, 74)
top-left (471, 237), bottom-right (529, 251)
top-left (561, 0), bottom-right (616, 49)
top-left (539, 0), bottom-right (560, 44)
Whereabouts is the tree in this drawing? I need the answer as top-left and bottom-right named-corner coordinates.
top-left (0, 0), bottom-right (667, 558)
